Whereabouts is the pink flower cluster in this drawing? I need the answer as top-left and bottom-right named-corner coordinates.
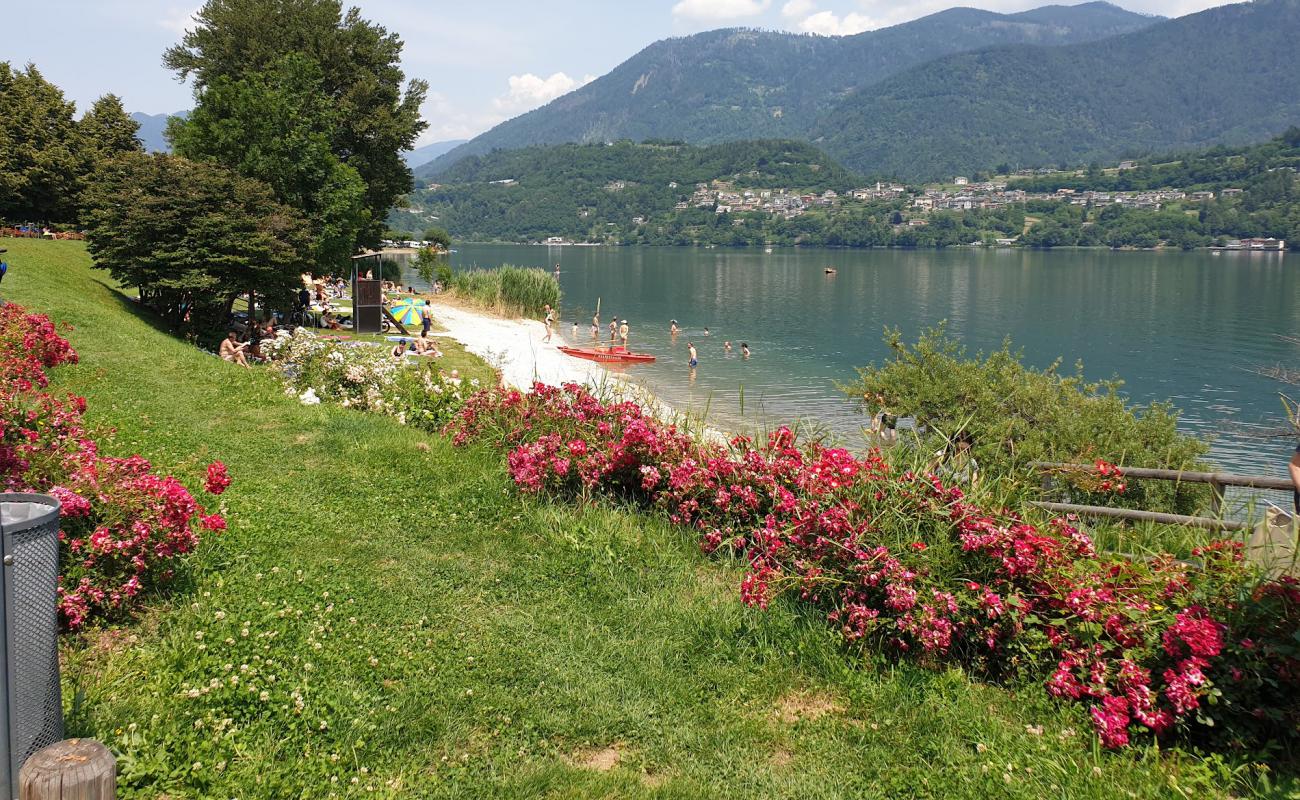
top-left (448, 382), bottom-right (1300, 750)
top-left (1, 302), bottom-right (229, 630)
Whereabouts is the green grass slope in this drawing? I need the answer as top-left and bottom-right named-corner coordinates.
top-left (0, 239), bottom-right (1269, 797)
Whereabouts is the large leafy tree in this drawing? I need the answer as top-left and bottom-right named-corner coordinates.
top-left (83, 152), bottom-right (310, 329)
top-left (163, 0), bottom-right (428, 247)
top-left (0, 63), bottom-right (82, 222)
top-left (168, 54), bottom-right (367, 273)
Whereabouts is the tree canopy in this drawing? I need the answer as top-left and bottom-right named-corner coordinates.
top-left (0, 63), bottom-right (84, 222)
top-left (82, 152), bottom-right (310, 329)
top-left (164, 0), bottom-right (428, 248)
top-left (0, 64), bottom-right (141, 223)
top-left (168, 54), bottom-right (367, 273)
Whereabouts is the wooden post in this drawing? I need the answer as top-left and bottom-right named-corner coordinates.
top-left (1208, 478), bottom-right (1225, 517)
top-left (19, 739), bottom-right (115, 800)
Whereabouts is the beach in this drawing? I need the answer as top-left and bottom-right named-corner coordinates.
top-left (427, 302), bottom-right (606, 390)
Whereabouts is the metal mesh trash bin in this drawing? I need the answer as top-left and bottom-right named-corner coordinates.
top-left (0, 493), bottom-right (63, 800)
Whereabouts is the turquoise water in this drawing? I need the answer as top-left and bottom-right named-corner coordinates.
top-left (426, 245), bottom-right (1298, 477)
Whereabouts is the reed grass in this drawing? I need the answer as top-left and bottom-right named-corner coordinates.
top-left (447, 265), bottom-right (560, 319)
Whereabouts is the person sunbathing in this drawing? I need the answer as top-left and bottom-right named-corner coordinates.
top-left (415, 333), bottom-right (442, 357)
top-left (219, 331), bottom-right (250, 367)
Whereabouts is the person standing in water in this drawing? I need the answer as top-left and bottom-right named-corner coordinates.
top-left (703, 327), bottom-right (710, 336)
top-left (688, 341), bottom-right (698, 368)
top-left (609, 317), bottom-right (619, 342)
top-left (724, 341), bottom-right (732, 353)
top-left (591, 311), bottom-right (600, 339)
top-left (670, 320), bottom-right (679, 334)
top-left (619, 319), bottom-right (629, 349)
top-left (741, 342), bottom-right (750, 358)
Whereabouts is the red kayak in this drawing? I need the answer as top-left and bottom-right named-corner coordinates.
top-left (558, 345), bottom-right (656, 364)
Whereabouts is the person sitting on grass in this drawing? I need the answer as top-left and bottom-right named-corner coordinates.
top-left (391, 339), bottom-right (409, 361)
top-left (415, 332), bottom-right (442, 357)
top-left (219, 330), bottom-right (250, 368)
top-left (322, 310), bottom-right (341, 330)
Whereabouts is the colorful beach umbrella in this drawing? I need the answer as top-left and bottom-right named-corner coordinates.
top-left (388, 298), bottom-right (424, 326)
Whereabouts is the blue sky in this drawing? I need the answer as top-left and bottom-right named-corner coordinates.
top-left (7, 0), bottom-right (1225, 146)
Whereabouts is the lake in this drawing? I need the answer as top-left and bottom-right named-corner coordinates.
top-left (420, 245), bottom-right (1297, 478)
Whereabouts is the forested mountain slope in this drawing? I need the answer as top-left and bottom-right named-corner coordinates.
top-left (419, 2), bottom-right (1155, 177)
top-left (815, 0), bottom-right (1300, 179)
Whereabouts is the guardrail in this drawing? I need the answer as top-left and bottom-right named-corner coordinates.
top-left (1028, 461), bottom-right (1295, 532)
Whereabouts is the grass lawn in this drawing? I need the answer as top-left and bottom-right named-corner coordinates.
top-left (1, 239), bottom-right (1278, 798)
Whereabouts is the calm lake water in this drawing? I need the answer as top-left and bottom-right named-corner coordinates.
top-left (420, 245), bottom-right (1297, 478)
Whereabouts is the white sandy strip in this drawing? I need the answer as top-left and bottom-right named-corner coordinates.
top-left (428, 303), bottom-right (606, 390)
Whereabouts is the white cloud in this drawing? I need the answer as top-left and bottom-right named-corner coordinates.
top-left (158, 5), bottom-right (200, 34)
top-left (798, 9), bottom-right (876, 35)
top-left (781, 0), bottom-right (817, 18)
top-left (671, 0), bottom-right (772, 22)
top-left (492, 72), bottom-right (595, 114)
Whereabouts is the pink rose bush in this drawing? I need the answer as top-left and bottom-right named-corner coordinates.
top-left (448, 382), bottom-right (1299, 751)
top-left (1, 303), bottom-right (228, 630)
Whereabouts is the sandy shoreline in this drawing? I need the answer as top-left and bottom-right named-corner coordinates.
top-left (428, 302), bottom-right (608, 390)
top-left (427, 301), bottom-right (725, 441)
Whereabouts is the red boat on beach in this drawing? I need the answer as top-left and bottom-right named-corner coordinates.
top-left (558, 345), bottom-right (656, 364)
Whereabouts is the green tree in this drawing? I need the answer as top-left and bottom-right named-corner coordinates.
top-left (422, 226), bottom-right (452, 248)
top-left (82, 152), bottom-right (311, 330)
top-left (78, 94), bottom-right (143, 164)
top-left (169, 54), bottom-right (367, 273)
top-left (0, 63), bottom-right (82, 222)
top-left (163, 0), bottom-right (428, 245)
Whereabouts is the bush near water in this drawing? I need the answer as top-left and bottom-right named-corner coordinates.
top-left (845, 325), bottom-right (1211, 515)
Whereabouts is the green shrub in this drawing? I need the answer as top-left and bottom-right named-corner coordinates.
top-left (844, 325), bottom-right (1211, 514)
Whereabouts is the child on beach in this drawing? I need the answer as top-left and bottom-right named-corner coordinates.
top-left (542, 304), bottom-right (554, 343)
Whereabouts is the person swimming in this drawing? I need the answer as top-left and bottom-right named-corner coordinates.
top-left (724, 341), bottom-right (732, 352)
top-left (741, 342), bottom-right (750, 358)
top-left (703, 327), bottom-right (710, 336)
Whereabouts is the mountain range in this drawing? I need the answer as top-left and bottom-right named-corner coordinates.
top-left (129, 111), bottom-right (185, 152)
top-left (422, 0), bottom-right (1300, 181)
top-left (419, 1), bottom-right (1160, 177)
top-left (403, 139), bottom-right (466, 169)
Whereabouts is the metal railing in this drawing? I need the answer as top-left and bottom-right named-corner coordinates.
top-left (1028, 461), bottom-right (1295, 533)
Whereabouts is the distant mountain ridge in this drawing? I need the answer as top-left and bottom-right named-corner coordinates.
top-left (404, 139), bottom-right (466, 170)
top-left (420, 1), bottom-right (1158, 177)
top-left (129, 111), bottom-right (186, 152)
top-left (813, 0), bottom-right (1300, 179)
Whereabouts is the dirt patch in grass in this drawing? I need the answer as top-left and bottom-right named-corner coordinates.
top-left (566, 743), bottom-right (623, 772)
top-left (770, 748), bottom-right (794, 768)
top-left (775, 689), bottom-right (844, 724)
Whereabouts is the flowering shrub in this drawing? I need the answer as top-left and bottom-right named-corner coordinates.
top-left (264, 329), bottom-right (477, 431)
top-left (263, 330), bottom-right (402, 412)
top-left (1, 302), bottom-right (227, 630)
top-left (448, 382), bottom-right (1300, 752)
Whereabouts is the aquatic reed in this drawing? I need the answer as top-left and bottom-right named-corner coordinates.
top-left (447, 265), bottom-right (560, 319)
